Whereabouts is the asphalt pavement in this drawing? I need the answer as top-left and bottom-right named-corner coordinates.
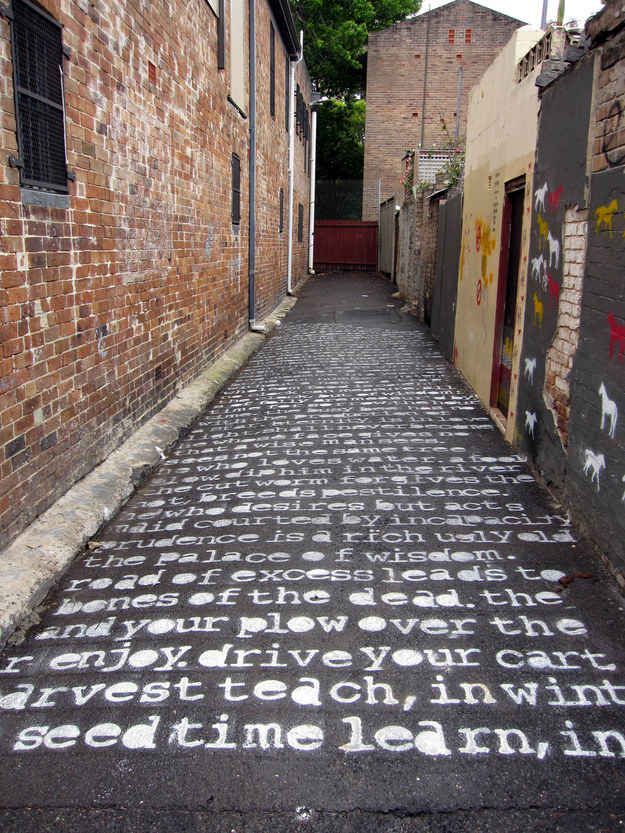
top-left (0, 272), bottom-right (624, 832)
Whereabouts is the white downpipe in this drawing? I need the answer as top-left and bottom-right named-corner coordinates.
top-left (287, 30), bottom-right (303, 295)
top-left (307, 105), bottom-right (318, 273)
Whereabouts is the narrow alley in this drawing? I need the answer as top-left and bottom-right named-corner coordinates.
top-left (0, 274), bottom-right (624, 832)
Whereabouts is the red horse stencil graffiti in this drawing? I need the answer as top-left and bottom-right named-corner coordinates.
top-left (608, 313), bottom-right (625, 360)
top-left (548, 185), bottom-right (564, 212)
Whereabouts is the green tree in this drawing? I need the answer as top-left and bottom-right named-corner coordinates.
top-left (317, 98), bottom-right (366, 179)
top-left (293, 0), bottom-right (421, 97)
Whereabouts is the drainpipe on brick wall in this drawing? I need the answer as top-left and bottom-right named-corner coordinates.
top-left (419, 13), bottom-right (431, 150)
top-left (248, 0), bottom-right (266, 333)
top-left (287, 30), bottom-right (303, 295)
top-left (307, 96), bottom-right (322, 273)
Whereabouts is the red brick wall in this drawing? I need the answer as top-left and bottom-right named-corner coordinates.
top-left (254, 6), bottom-right (311, 319)
top-left (0, 0), bottom-right (310, 548)
top-left (362, 0), bottom-right (521, 220)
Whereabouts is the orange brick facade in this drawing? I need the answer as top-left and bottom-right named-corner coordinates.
top-left (0, 0), bottom-right (311, 548)
top-left (362, 0), bottom-right (521, 220)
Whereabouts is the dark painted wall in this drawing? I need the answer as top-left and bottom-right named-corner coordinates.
top-left (567, 167), bottom-right (625, 570)
top-left (515, 52), bottom-right (625, 575)
top-left (515, 55), bottom-right (594, 487)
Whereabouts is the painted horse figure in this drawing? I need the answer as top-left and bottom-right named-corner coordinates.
top-left (525, 410), bottom-right (538, 438)
top-left (534, 182), bottom-right (548, 213)
top-left (595, 199), bottom-right (618, 237)
top-left (583, 449), bottom-right (606, 491)
top-left (547, 231), bottom-right (560, 269)
top-left (599, 382), bottom-right (618, 439)
top-left (524, 357), bottom-right (537, 384)
top-left (608, 313), bottom-right (625, 360)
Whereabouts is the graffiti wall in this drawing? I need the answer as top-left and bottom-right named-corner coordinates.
top-left (515, 56), bottom-right (595, 487)
top-left (515, 41), bottom-right (625, 578)
top-left (453, 28), bottom-right (543, 430)
top-left (567, 166), bottom-right (625, 572)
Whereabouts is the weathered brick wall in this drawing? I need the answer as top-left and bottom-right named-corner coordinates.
top-left (362, 0), bottom-right (521, 220)
top-left (0, 0), bottom-right (310, 548)
top-left (543, 208), bottom-right (585, 448)
top-left (395, 190), bottom-right (420, 309)
top-left (421, 196), bottom-right (441, 325)
top-left (589, 2), bottom-right (625, 175)
top-left (396, 184), bottom-right (449, 321)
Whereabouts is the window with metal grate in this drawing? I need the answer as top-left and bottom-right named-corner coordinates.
top-left (232, 153), bottom-right (241, 224)
top-left (279, 187), bottom-right (284, 232)
top-left (297, 202), bottom-right (303, 242)
top-left (11, 0), bottom-right (68, 192)
top-left (217, 0), bottom-right (225, 70)
top-left (284, 53), bottom-right (289, 131)
top-left (270, 23), bottom-right (275, 118)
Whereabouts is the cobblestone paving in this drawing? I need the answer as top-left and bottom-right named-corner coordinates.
top-left (1, 273), bottom-right (624, 832)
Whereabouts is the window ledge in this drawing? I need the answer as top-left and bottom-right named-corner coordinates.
top-left (227, 95), bottom-right (248, 119)
top-left (21, 188), bottom-right (69, 209)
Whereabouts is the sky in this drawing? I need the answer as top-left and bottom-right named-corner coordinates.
top-left (418, 0), bottom-right (604, 28)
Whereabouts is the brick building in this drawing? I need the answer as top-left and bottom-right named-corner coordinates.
top-left (0, 0), bottom-right (311, 548)
top-left (362, 0), bottom-right (522, 221)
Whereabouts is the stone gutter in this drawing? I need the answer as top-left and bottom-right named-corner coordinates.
top-left (0, 292), bottom-right (301, 647)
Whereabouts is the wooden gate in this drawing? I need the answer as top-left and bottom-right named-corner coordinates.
top-left (313, 220), bottom-right (377, 272)
top-left (431, 192), bottom-right (462, 363)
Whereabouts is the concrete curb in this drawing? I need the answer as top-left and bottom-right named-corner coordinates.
top-left (0, 293), bottom-right (300, 647)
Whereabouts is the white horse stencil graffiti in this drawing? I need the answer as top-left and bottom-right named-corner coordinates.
top-left (599, 382), bottom-right (618, 439)
top-left (530, 254), bottom-right (546, 288)
top-left (525, 411), bottom-right (538, 438)
top-left (524, 358), bottom-right (537, 384)
top-left (534, 181), bottom-right (548, 213)
top-left (547, 231), bottom-right (560, 270)
top-left (583, 449), bottom-right (606, 491)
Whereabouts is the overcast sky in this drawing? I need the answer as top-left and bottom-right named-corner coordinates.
top-left (418, 0), bottom-right (604, 27)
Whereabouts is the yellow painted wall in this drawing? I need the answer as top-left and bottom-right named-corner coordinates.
top-left (454, 27), bottom-right (543, 441)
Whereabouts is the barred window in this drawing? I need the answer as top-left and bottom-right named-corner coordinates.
top-left (285, 54), bottom-right (289, 132)
top-left (11, 0), bottom-right (68, 192)
top-left (279, 187), bottom-right (284, 232)
top-left (231, 153), bottom-right (241, 224)
top-left (270, 23), bottom-right (275, 118)
top-left (217, 0), bottom-right (225, 70)
top-left (297, 202), bottom-right (303, 242)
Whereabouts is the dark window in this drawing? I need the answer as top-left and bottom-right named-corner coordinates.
top-left (297, 202), bottom-right (303, 242)
top-left (465, 28), bottom-right (472, 44)
top-left (279, 187), bottom-right (284, 232)
top-left (285, 54), bottom-right (290, 131)
top-left (11, 0), bottom-right (68, 192)
top-left (269, 23), bottom-right (275, 118)
top-left (295, 85), bottom-right (308, 142)
top-left (448, 28), bottom-right (455, 44)
top-left (217, 0), bottom-right (225, 69)
top-left (231, 153), bottom-right (241, 224)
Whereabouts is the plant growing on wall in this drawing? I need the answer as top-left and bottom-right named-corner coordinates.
top-left (437, 118), bottom-right (465, 188)
top-left (440, 145), bottom-right (465, 188)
